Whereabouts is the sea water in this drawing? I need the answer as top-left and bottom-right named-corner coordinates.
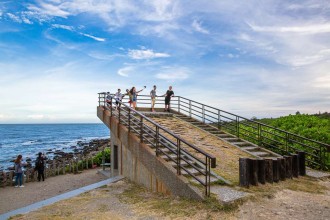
top-left (0, 124), bottom-right (109, 170)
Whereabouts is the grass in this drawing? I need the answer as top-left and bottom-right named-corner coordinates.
top-left (118, 181), bottom-right (239, 219)
top-left (239, 176), bottom-right (328, 201)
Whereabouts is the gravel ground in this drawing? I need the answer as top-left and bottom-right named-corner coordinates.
top-left (5, 178), bottom-right (330, 220)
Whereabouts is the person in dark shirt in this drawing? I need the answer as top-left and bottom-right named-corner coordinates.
top-left (163, 86), bottom-right (174, 112)
top-left (35, 152), bottom-right (46, 181)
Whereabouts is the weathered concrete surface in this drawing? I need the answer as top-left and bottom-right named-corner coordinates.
top-left (97, 106), bottom-right (204, 200)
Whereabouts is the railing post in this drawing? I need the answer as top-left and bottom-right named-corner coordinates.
top-left (258, 123), bottom-right (261, 146)
top-left (202, 105), bottom-right (205, 123)
top-left (205, 157), bottom-right (210, 196)
top-left (128, 108), bottom-right (131, 133)
top-left (155, 126), bottom-right (159, 156)
top-left (118, 106), bottom-right (121, 124)
top-left (236, 116), bottom-right (240, 138)
top-left (110, 97), bottom-right (113, 116)
top-left (286, 133), bottom-right (289, 153)
top-left (189, 100), bottom-right (192, 117)
top-left (140, 116), bottom-right (143, 143)
top-left (177, 139), bottom-right (181, 175)
top-left (178, 96), bottom-right (181, 113)
top-left (218, 110), bottom-right (221, 130)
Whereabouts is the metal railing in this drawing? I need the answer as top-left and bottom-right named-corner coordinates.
top-left (98, 93), bottom-right (216, 196)
top-left (100, 93), bottom-right (329, 170)
top-left (174, 96), bottom-right (330, 170)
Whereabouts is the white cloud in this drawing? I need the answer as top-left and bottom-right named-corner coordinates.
top-left (7, 13), bottom-right (21, 23)
top-left (28, 2), bottom-right (70, 18)
top-left (192, 19), bottom-right (209, 34)
top-left (80, 33), bottom-right (106, 42)
top-left (155, 67), bottom-right (189, 81)
top-left (117, 66), bottom-right (134, 77)
top-left (52, 24), bottom-right (74, 31)
top-left (128, 49), bottom-right (170, 60)
top-left (249, 23), bottom-right (330, 34)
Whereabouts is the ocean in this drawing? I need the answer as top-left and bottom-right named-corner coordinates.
top-left (0, 124), bottom-right (109, 170)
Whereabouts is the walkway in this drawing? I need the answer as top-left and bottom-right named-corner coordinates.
top-left (0, 175), bottom-right (124, 220)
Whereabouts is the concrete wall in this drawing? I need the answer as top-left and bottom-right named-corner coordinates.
top-left (97, 106), bottom-right (204, 200)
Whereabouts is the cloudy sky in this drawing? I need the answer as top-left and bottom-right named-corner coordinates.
top-left (0, 0), bottom-right (329, 123)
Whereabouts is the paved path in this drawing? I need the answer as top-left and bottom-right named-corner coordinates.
top-left (0, 175), bottom-right (124, 220)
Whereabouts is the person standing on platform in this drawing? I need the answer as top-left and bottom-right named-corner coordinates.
top-left (35, 152), bottom-right (46, 182)
top-left (14, 155), bottom-right (26, 188)
top-left (150, 85), bottom-right (157, 112)
top-left (163, 86), bottom-right (174, 112)
top-left (130, 86), bottom-right (146, 110)
top-left (105, 92), bottom-right (112, 108)
top-left (114, 89), bottom-right (124, 109)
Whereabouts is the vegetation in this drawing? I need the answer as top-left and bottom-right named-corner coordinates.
top-left (257, 113), bottom-right (330, 144)
top-left (220, 112), bottom-right (329, 170)
top-left (256, 113), bottom-right (330, 170)
top-left (92, 147), bottom-right (111, 166)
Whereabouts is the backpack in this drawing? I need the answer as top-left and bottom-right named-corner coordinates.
top-left (35, 158), bottom-right (44, 169)
top-left (15, 163), bottom-right (21, 173)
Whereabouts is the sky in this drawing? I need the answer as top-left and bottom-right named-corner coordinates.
top-left (0, 0), bottom-right (329, 123)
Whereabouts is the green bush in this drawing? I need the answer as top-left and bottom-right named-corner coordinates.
top-left (93, 148), bottom-right (111, 166)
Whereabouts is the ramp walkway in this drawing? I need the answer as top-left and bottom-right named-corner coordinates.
top-left (97, 93), bottom-right (329, 199)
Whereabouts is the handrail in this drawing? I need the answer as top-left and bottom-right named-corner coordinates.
top-left (178, 96), bottom-right (329, 146)
top-left (99, 92), bottom-right (329, 170)
top-left (176, 96), bottom-right (330, 170)
top-left (98, 92), bottom-right (216, 196)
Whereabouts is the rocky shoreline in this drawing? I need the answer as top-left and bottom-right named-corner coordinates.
top-left (1, 138), bottom-right (110, 187)
top-left (2, 138), bottom-right (110, 172)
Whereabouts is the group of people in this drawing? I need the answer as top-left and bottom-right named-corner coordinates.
top-left (13, 152), bottom-right (46, 187)
top-left (106, 85), bottom-right (175, 112)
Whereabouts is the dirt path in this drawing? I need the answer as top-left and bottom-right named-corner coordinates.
top-left (8, 178), bottom-right (330, 220)
top-left (0, 169), bottom-right (107, 214)
top-left (236, 181), bottom-right (330, 220)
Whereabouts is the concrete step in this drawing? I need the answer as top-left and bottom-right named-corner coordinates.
top-left (160, 154), bottom-right (178, 162)
top-left (190, 175), bottom-right (219, 185)
top-left (158, 146), bottom-right (176, 155)
top-left (181, 167), bottom-right (205, 176)
top-left (262, 157), bottom-right (280, 160)
top-left (241, 146), bottom-right (259, 151)
top-left (210, 131), bottom-right (226, 134)
top-left (190, 121), bottom-right (204, 125)
top-left (168, 160), bottom-right (189, 168)
top-left (250, 151), bottom-right (270, 157)
top-left (217, 134), bottom-right (235, 138)
top-left (222, 138), bottom-right (241, 142)
top-left (231, 142), bottom-right (251, 147)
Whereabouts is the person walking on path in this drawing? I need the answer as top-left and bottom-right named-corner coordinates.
top-left (130, 86), bottom-right (146, 109)
top-left (35, 152), bottom-right (46, 182)
top-left (14, 155), bottom-right (26, 188)
top-left (163, 86), bottom-right (174, 112)
top-left (150, 85), bottom-right (157, 112)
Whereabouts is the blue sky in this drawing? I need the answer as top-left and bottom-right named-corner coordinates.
top-left (0, 0), bottom-right (329, 123)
